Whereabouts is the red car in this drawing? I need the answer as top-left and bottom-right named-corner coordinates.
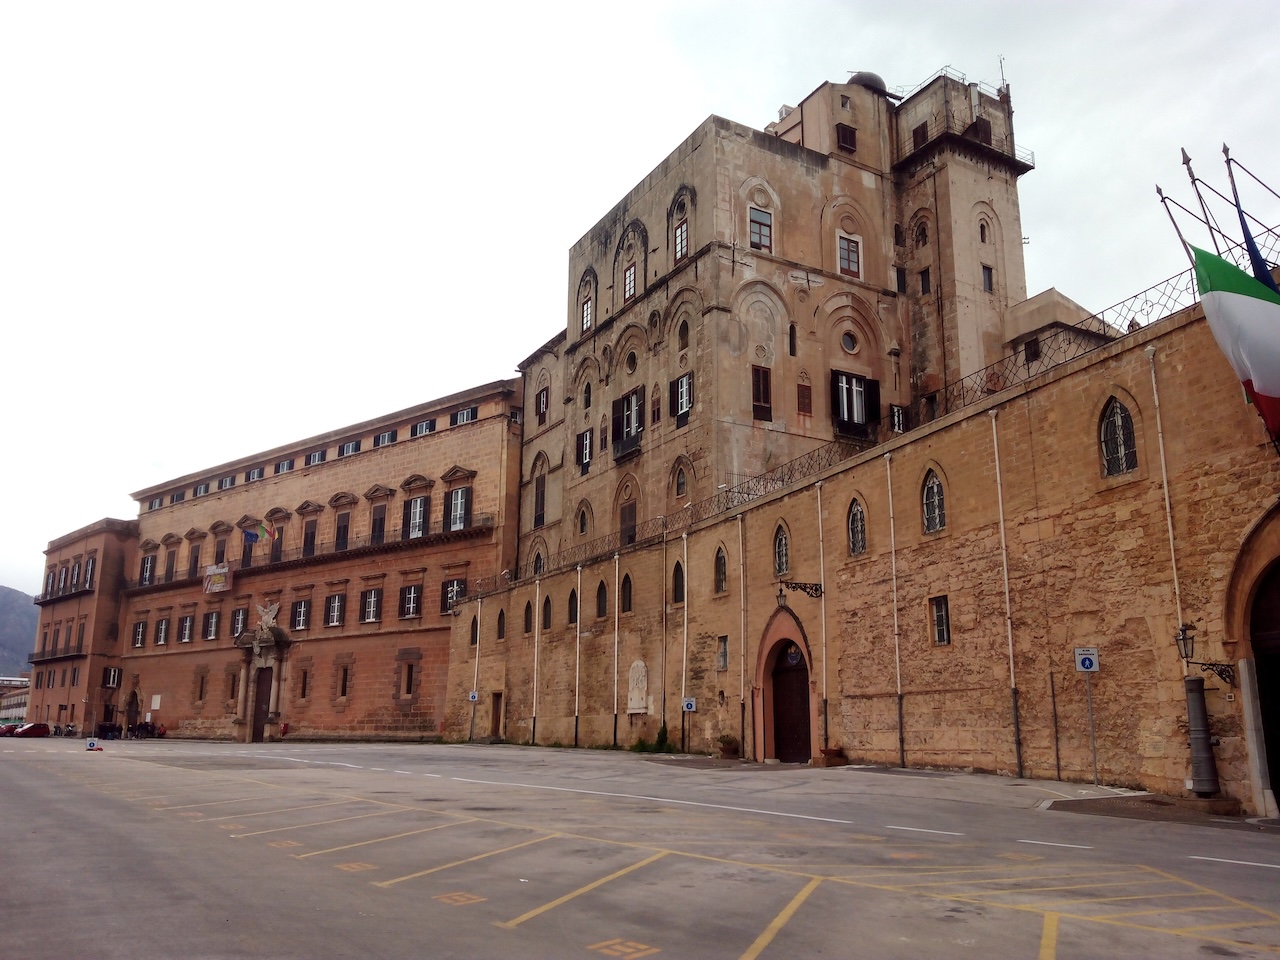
top-left (13, 723), bottom-right (50, 738)
top-left (0, 723), bottom-right (20, 737)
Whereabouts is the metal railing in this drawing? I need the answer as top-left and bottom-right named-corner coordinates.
top-left (34, 582), bottom-right (95, 605)
top-left (894, 112), bottom-right (1033, 169)
top-left (29, 641), bottom-right (85, 663)
top-left (125, 515), bottom-right (494, 591)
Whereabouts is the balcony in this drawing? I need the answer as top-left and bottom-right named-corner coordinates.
top-left (612, 432), bottom-right (642, 463)
top-left (29, 641), bottom-right (86, 663)
top-left (893, 113), bottom-right (1034, 174)
top-left (34, 582), bottom-right (95, 606)
top-left (124, 514), bottom-right (495, 591)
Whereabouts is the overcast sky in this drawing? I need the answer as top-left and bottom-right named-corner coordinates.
top-left (2, 1), bottom-right (1276, 595)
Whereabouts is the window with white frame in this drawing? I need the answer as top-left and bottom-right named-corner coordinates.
top-left (139, 555), bottom-right (155, 586)
top-left (305, 450), bottom-right (326, 466)
top-left (275, 459), bottom-right (294, 474)
top-left (405, 495), bottom-right (427, 539)
top-left (245, 467), bottom-right (264, 482)
top-left (132, 622), bottom-right (146, 648)
top-left (930, 595), bottom-right (951, 645)
top-left (374, 429), bottom-right (397, 448)
top-left (535, 387), bottom-right (549, 426)
top-left (202, 610), bottom-right (219, 640)
top-left (170, 491), bottom-right (185, 504)
top-left (450, 406), bottom-right (477, 426)
top-left (338, 440), bottom-right (360, 457)
top-left (360, 588), bottom-right (382, 623)
top-left (624, 263), bottom-right (637, 300)
top-left (575, 429), bottom-right (593, 474)
top-left (154, 618), bottom-right (169, 645)
top-left (441, 578), bottom-right (466, 613)
top-left (83, 556), bottom-right (95, 589)
top-left (219, 476), bottom-right (235, 490)
top-left (581, 298), bottom-right (593, 333)
top-left (923, 470), bottom-right (946, 533)
top-left (292, 599), bottom-right (310, 631)
top-left (670, 372), bottom-right (694, 428)
top-left (832, 371), bottom-right (880, 437)
top-left (325, 593), bottom-right (345, 627)
top-left (399, 584), bottom-right (421, 618)
top-left (447, 487), bottom-right (472, 532)
top-left (195, 482), bottom-right (209, 496)
top-left (411, 418), bottom-right (436, 437)
top-left (232, 607), bottom-right (248, 637)
top-left (179, 615), bottom-right (194, 642)
top-left (148, 497), bottom-right (162, 511)
top-left (674, 219), bottom-right (689, 262)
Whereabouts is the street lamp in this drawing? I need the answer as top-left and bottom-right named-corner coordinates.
top-left (1173, 623), bottom-right (1235, 686)
top-left (1174, 622), bottom-right (1223, 798)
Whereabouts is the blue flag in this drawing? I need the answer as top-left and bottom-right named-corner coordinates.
top-left (243, 529), bottom-right (259, 544)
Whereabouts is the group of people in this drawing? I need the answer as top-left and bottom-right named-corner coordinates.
top-left (51, 722), bottom-right (77, 737)
top-left (91, 722), bottom-right (167, 739)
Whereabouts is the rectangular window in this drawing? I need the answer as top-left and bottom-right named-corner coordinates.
top-left (982, 264), bottom-right (994, 292)
top-left (103, 667), bottom-right (121, 689)
top-left (450, 406), bottom-right (478, 426)
top-left (931, 596), bottom-right (951, 646)
top-left (139, 555), bottom-right (155, 586)
top-left (371, 504), bottom-right (386, 545)
top-left (203, 611), bottom-right (219, 640)
top-left (300, 669), bottom-right (309, 699)
top-left (611, 386), bottom-right (646, 458)
top-left (361, 588), bottom-right (382, 623)
top-left (218, 476), bottom-right (235, 490)
top-left (404, 495), bottom-right (427, 540)
top-left (275, 458), bottom-right (294, 475)
top-left (232, 607), bottom-right (248, 638)
top-left (533, 475), bottom-right (546, 528)
top-left (575, 429), bottom-right (593, 475)
top-left (83, 556), bottom-right (95, 589)
top-left (912, 121), bottom-right (929, 151)
top-left (751, 366), bottom-right (773, 422)
top-left (270, 532), bottom-right (283, 564)
top-left (292, 600), bottom-right (310, 631)
top-left (245, 467), bottom-right (264, 482)
top-left (214, 538), bottom-right (227, 564)
top-left (441, 578), bottom-right (466, 613)
top-left (447, 487), bottom-right (472, 532)
top-left (668, 372), bottom-right (694, 428)
top-left (305, 450), bottom-right (326, 466)
top-left (890, 404), bottom-right (910, 434)
top-left (896, 266), bottom-right (907, 294)
top-left (71, 666), bottom-right (80, 687)
top-left (339, 666), bottom-right (349, 698)
top-left (1024, 337), bottom-right (1041, 364)
top-left (717, 636), bottom-right (729, 671)
top-left (621, 502), bottom-right (637, 546)
top-left (399, 584), bottom-right (421, 618)
top-left (179, 615), bottom-right (194, 642)
top-left (335, 512), bottom-right (350, 551)
top-left (132, 622), bottom-right (146, 648)
top-left (187, 545), bottom-right (201, 580)
top-left (831, 371), bottom-right (880, 438)
top-left (674, 219), bottom-right (688, 262)
top-left (920, 268), bottom-right (931, 296)
top-left (411, 419), bottom-right (435, 438)
top-left (838, 235), bottom-right (861, 278)
top-left (195, 482), bottom-right (209, 497)
top-left (749, 208), bottom-right (772, 252)
top-left (536, 387), bottom-right (549, 426)
top-left (303, 518), bottom-right (317, 557)
top-left (374, 429), bottom-right (397, 448)
top-left (58, 566), bottom-right (69, 592)
top-left (164, 549), bottom-right (176, 583)
top-left (835, 122), bottom-right (857, 153)
top-left (154, 618), bottom-right (169, 646)
top-left (338, 440), bottom-right (361, 457)
top-left (581, 298), bottom-right (593, 333)
top-left (624, 262), bottom-right (637, 300)
top-left (170, 491), bottom-right (185, 504)
top-left (76, 620), bottom-right (85, 648)
top-left (797, 383), bottom-right (813, 415)
top-left (148, 497), bottom-right (163, 511)
top-left (325, 593), bottom-right (345, 627)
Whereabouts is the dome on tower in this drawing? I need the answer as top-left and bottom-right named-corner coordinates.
top-left (848, 71), bottom-right (888, 94)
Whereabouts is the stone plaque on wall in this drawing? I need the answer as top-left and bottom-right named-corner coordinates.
top-left (627, 660), bottom-right (648, 714)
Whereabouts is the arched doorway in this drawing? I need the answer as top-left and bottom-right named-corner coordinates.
top-left (1249, 562), bottom-right (1280, 799)
top-left (772, 641), bottom-right (811, 763)
top-left (125, 691), bottom-right (139, 736)
top-left (252, 667), bottom-right (273, 743)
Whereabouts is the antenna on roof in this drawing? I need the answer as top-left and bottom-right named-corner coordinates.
top-left (998, 55), bottom-right (1006, 87)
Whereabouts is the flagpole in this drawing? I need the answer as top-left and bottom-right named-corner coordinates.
top-left (1156, 185), bottom-right (1196, 270)
top-left (1223, 144), bottom-right (1280, 295)
top-left (1182, 148), bottom-right (1223, 255)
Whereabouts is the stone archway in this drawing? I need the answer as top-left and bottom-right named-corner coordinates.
top-left (1249, 561), bottom-right (1280, 813)
top-left (752, 606), bottom-right (815, 763)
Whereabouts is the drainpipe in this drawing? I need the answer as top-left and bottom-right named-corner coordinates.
top-left (661, 521), bottom-right (668, 731)
top-left (532, 578), bottom-right (540, 746)
top-left (613, 552), bottom-right (620, 747)
top-left (469, 597), bottom-right (482, 742)
top-left (989, 410), bottom-right (1023, 777)
top-left (816, 481), bottom-right (829, 749)
top-left (574, 565), bottom-right (582, 748)
top-left (1149, 345), bottom-right (1219, 795)
top-left (885, 453), bottom-right (905, 767)
top-left (738, 513), bottom-right (748, 758)
top-left (681, 532), bottom-right (689, 753)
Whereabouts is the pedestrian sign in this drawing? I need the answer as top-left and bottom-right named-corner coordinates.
top-left (1074, 647), bottom-right (1099, 672)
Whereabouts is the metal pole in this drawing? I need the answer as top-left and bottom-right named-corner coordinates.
top-left (1050, 671), bottom-right (1061, 781)
top-left (574, 565), bottom-right (581, 748)
top-left (816, 481), bottom-right (828, 749)
top-left (1085, 672), bottom-right (1098, 786)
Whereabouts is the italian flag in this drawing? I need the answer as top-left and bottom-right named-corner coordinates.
top-left (1193, 245), bottom-right (1280, 442)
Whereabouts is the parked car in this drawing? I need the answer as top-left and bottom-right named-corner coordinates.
top-left (13, 723), bottom-right (50, 738)
top-left (0, 723), bottom-right (20, 737)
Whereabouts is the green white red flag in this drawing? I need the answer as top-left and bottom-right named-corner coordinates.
top-left (1193, 245), bottom-right (1280, 442)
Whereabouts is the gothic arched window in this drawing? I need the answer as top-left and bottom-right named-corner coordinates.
top-left (672, 562), bottom-right (685, 604)
top-left (923, 470), bottom-right (946, 533)
top-left (1100, 397), bottom-right (1138, 477)
top-left (774, 526), bottom-right (789, 575)
top-left (714, 547), bottom-right (728, 594)
top-left (848, 499), bottom-right (867, 555)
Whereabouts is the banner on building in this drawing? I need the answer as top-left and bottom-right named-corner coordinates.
top-left (203, 563), bottom-right (232, 594)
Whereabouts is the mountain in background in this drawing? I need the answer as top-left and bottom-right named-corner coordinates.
top-left (0, 585), bottom-right (37, 675)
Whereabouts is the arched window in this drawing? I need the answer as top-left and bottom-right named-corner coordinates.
top-left (578, 510), bottom-right (588, 535)
top-left (678, 319), bottom-right (689, 350)
top-left (542, 596), bottom-right (552, 630)
top-left (568, 589), bottom-right (578, 625)
top-left (523, 602), bottom-right (533, 634)
top-left (774, 526), bottom-right (789, 575)
top-left (915, 222), bottom-right (928, 247)
top-left (496, 608), bottom-right (506, 640)
top-left (596, 581), bottom-right (608, 618)
top-left (583, 382), bottom-right (592, 409)
top-left (1100, 398), bottom-right (1138, 476)
top-left (788, 323), bottom-right (797, 357)
top-left (848, 499), bottom-right (867, 555)
top-left (979, 222), bottom-right (988, 243)
top-left (714, 547), bottom-right (728, 594)
top-left (533, 552), bottom-right (544, 575)
top-left (469, 616), bottom-right (478, 646)
top-left (621, 574), bottom-right (633, 613)
top-left (672, 562), bottom-right (685, 604)
top-left (675, 468), bottom-right (687, 498)
top-left (923, 470), bottom-right (946, 533)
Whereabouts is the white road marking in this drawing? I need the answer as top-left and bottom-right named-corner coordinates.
top-left (884, 825), bottom-right (963, 836)
top-left (1017, 839), bottom-right (1093, 849)
top-left (448, 776), bottom-right (854, 824)
top-left (394, 770), bottom-right (413, 775)
top-left (1189, 855), bottom-right (1280, 869)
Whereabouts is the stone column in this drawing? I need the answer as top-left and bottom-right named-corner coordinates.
top-left (236, 659), bottom-right (250, 723)
top-left (268, 652), bottom-right (282, 718)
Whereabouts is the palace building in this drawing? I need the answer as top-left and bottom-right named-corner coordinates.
top-left (26, 67), bottom-right (1280, 816)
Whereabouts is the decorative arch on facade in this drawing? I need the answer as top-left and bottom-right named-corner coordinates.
top-left (327, 492), bottom-right (358, 509)
top-left (713, 543), bottom-right (730, 594)
top-left (609, 323), bottom-right (651, 381)
top-left (295, 500), bottom-right (325, 516)
top-left (820, 291), bottom-right (884, 378)
top-left (523, 534), bottom-right (549, 578)
top-left (160, 532), bottom-right (183, 547)
top-left (209, 520), bottom-right (235, 536)
top-left (1090, 385), bottom-right (1146, 481)
top-left (400, 474), bottom-right (435, 493)
top-left (971, 200), bottom-right (1003, 261)
top-left (733, 281), bottom-right (790, 362)
top-left (846, 488), bottom-right (870, 556)
top-left (751, 605), bottom-right (816, 762)
top-left (612, 473), bottom-right (642, 537)
top-left (739, 176), bottom-right (781, 252)
top-left (918, 462), bottom-right (949, 534)
top-left (822, 195), bottom-right (875, 279)
top-left (575, 499), bottom-right (594, 538)
top-left (661, 285), bottom-right (705, 346)
top-left (773, 519), bottom-right (792, 576)
top-left (612, 219), bottom-right (650, 311)
top-left (572, 355), bottom-right (602, 410)
top-left (909, 208), bottom-right (934, 251)
top-left (668, 455), bottom-right (694, 509)
top-left (528, 451), bottom-right (551, 484)
top-left (264, 507), bottom-right (292, 525)
top-left (576, 266), bottom-right (599, 333)
top-left (184, 527), bottom-right (207, 541)
top-left (1224, 502), bottom-right (1280, 654)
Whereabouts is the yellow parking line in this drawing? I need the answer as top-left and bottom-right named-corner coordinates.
top-left (157, 794), bottom-right (300, 810)
top-left (496, 851), bottom-right (668, 928)
top-left (896, 870), bottom-right (1145, 890)
top-left (977, 878), bottom-right (1174, 899)
top-left (739, 876), bottom-right (822, 960)
top-left (1141, 865), bottom-right (1280, 923)
top-left (1170, 919), bottom-right (1280, 934)
top-left (231, 808), bottom-right (406, 838)
top-left (203, 799), bottom-right (368, 822)
top-left (1093, 903), bottom-right (1231, 920)
top-left (296, 819), bottom-right (479, 858)
top-left (374, 834), bottom-right (558, 888)
top-left (1038, 912), bottom-right (1059, 960)
top-left (1021, 891), bottom-right (1206, 910)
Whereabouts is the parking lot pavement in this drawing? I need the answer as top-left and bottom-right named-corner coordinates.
top-left (6, 740), bottom-right (1280, 959)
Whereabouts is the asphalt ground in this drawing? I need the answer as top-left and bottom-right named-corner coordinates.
top-left (3, 739), bottom-right (1280, 959)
